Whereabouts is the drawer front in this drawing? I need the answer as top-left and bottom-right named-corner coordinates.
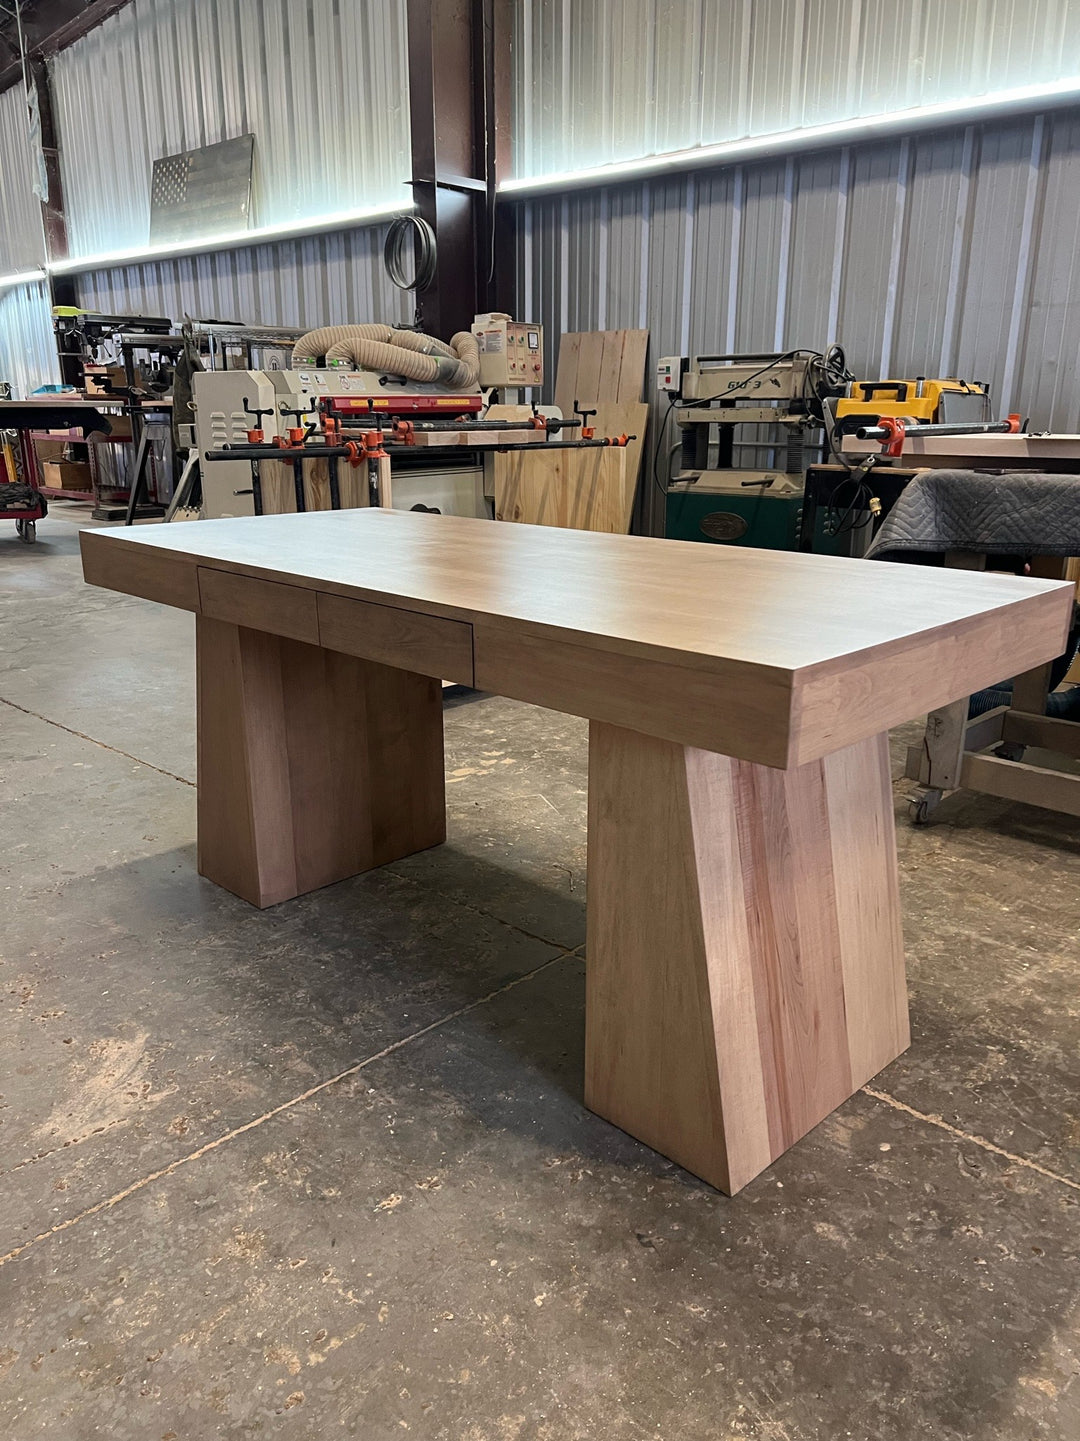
top-left (198, 568), bottom-right (320, 644)
top-left (318, 592), bottom-right (474, 684)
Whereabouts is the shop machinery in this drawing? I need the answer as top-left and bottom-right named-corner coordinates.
top-left (661, 348), bottom-right (851, 550)
top-left (194, 317), bottom-right (546, 521)
top-left (661, 350), bottom-right (1003, 553)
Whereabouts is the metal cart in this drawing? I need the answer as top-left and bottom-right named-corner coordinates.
top-left (0, 431), bottom-right (47, 544)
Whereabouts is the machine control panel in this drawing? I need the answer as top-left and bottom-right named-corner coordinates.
top-left (472, 313), bottom-right (544, 388)
top-left (657, 355), bottom-right (687, 393)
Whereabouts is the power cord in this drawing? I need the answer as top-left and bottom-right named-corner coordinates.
top-left (652, 392), bottom-right (678, 499)
top-left (823, 460), bottom-right (882, 539)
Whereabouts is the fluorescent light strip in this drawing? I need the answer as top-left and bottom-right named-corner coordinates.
top-left (0, 268), bottom-right (47, 288)
top-left (47, 200), bottom-right (412, 276)
top-left (500, 76), bottom-right (1080, 196)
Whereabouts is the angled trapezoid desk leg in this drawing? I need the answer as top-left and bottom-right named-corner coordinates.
top-left (196, 616), bottom-right (446, 908)
top-left (584, 722), bottom-right (909, 1195)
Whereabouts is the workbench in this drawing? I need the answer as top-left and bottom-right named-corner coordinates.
top-left (80, 511), bottom-right (1072, 1194)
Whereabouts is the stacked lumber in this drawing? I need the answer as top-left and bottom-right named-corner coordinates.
top-left (495, 328), bottom-right (649, 534)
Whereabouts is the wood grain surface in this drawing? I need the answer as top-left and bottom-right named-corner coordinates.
top-left (81, 511), bottom-right (1074, 768)
top-left (317, 591), bottom-right (474, 684)
top-left (493, 402), bottom-right (648, 534)
top-left (585, 723), bottom-right (908, 1194)
top-left (198, 568), bottom-right (320, 644)
top-left (196, 616), bottom-right (445, 908)
top-left (494, 444), bottom-right (633, 532)
top-left (259, 455), bottom-right (380, 512)
top-left (590, 400), bottom-right (648, 505)
top-left (553, 329), bottom-right (649, 413)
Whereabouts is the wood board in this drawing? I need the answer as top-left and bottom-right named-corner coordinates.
top-left (484, 404), bottom-right (536, 423)
top-left (590, 399), bottom-right (648, 508)
top-left (491, 401), bottom-right (647, 535)
top-left (258, 455), bottom-right (384, 513)
top-left (494, 444), bottom-right (634, 534)
top-left (553, 329), bottom-right (648, 415)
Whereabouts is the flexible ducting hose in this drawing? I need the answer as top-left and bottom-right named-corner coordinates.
top-left (291, 323), bottom-right (480, 390)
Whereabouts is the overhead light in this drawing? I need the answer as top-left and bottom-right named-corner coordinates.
top-left (0, 268), bottom-right (47, 288)
top-left (500, 75), bottom-right (1080, 196)
top-left (47, 200), bottom-right (413, 276)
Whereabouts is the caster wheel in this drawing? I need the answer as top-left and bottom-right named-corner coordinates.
top-left (909, 788), bottom-right (941, 825)
top-left (16, 519), bottom-right (35, 544)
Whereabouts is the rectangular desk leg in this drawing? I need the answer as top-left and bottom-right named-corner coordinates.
top-left (584, 723), bottom-right (909, 1195)
top-left (196, 616), bottom-right (446, 908)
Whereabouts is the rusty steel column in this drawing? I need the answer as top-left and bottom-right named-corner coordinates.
top-left (28, 57), bottom-right (66, 264)
top-left (27, 57), bottom-right (80, 384)
top-left (405, 0), bottom-right (511, 338)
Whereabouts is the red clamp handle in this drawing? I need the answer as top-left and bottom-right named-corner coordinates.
top-left (877, 416), bottom-right (907, 457)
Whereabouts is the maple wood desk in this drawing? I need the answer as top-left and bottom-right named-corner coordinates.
top-left (81, 512), bottom-right (1072, 1194)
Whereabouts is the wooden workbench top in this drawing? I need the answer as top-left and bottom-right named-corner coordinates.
top-left (81, 510), bottom-right (1073, 768)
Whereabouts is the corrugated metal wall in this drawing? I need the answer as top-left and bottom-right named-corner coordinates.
top-left (0, 280), bottom-right (61, 398)
top-left (513, 0), bottom-right (1080, 176)
top-left (52, 0), bottom-right (410, 259)
top-left (0, 82), bottom-right (46, 273)
top-left (515, 106), bottom-right (1080, 521)
top-left (0, 85), bottom-right (54, 396)
top-left (77, 223), bottom-right (412, 329)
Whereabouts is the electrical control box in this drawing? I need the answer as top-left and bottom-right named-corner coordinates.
top-left (657, 355), bottom-right (687, 393)
top-left (472, 313), bottom-right (544, 388)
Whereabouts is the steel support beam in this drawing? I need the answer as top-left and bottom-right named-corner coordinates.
top-left (0, 0), bottom-right (131, 94)
top-left (25, 52), bottom-right (79, 381)
top-left (405, 0), bottom-right (511, 339)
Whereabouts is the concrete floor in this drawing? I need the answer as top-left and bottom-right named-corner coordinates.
top-left (2, 508), bottom-right (1080, 1441)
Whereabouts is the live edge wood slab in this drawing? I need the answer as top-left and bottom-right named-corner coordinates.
top-left (82, 511), bottom-right (1072, 1195)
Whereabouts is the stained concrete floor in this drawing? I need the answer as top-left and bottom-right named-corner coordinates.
top-left (1, 508), bottom-right (1079, 1441)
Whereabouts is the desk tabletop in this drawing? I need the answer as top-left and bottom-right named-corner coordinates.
top-left (83, 508), bottom-right (1068, 670)
top-left (81, 510), bottom-right (1073, 766)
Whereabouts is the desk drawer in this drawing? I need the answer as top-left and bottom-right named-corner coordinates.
top-left (318, 592), bottom-right (473, 684)
top-left (198, 568), bottom-right (320, 644)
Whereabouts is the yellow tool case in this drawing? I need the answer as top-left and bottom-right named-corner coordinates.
top-left (835, 378), bottom-right (990, 428)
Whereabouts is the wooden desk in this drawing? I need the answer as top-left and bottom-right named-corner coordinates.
top-left (81, 511), bottom-right (1073, 1194)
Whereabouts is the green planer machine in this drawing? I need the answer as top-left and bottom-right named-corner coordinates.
top-left (660, 348), bottom-right (848, 551)
top-left (666, 476), bottom-right (806, 550)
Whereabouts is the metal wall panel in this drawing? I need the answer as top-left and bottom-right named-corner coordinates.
top-left (0, 280), bottom-right (61, 398)
top-left (51, 0), bottom-right (410, 259)
top-left (513, 0), bottom-right (1080, 176)
top-left (75, 224), bottom-right (413, 330)
top-left (0, 82), bottom-right (46, 273)
top-left (514, 106), bottom-right (1080, 525)
top-left (0, 84), bottom-right (56, 400)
